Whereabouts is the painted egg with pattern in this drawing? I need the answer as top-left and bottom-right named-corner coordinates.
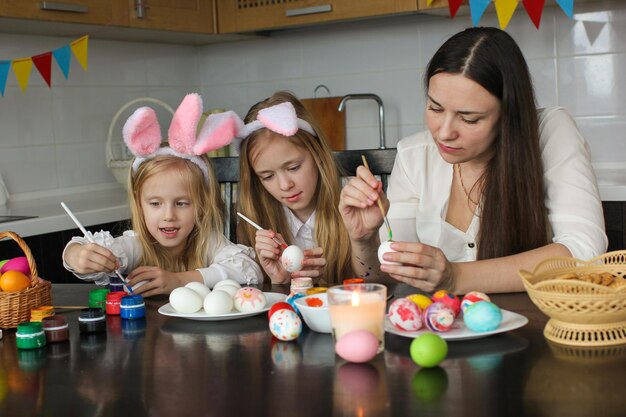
top-left (460, 291), bottom-right (491, 314)
top-left (280, 245), bottom-right (304, 272)
top-left (269, 309), bottom-right (302, 341)
top-left (234, 287), bottom-right (267, 312)
top-left (388, 298), bottom-right (423, 331)
top-left (431, 290), bottom-right (461, 317)
top-left (423, 302), bottom-right (455, 332)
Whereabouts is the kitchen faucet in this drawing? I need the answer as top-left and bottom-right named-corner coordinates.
top-left (338, 93), bottom-right (386, 149)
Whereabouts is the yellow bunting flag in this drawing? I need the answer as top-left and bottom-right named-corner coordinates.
top-left (495, 0), bottom-right (519, 29)
top-left (427, 0), bottom-right (435, 6)
top-left (70, 35), bottom-right (89, 71)
top-left (12, 58), bottom-right (33, 93)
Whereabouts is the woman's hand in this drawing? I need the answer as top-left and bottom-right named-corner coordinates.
top-left (254, 229), bottom-right (291, 284)
top-left (339, 165), bottom-right (389, 241)
top-left (291, 247), bottom-right (326, 284)
top-left (127, 266), bottom-right (182, 297)
top-left (64, 243), bottom-right (118, 275)
top-left (379, 241), bottom-right (454, 292)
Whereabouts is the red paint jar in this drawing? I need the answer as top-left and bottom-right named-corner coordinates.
top-left (105, 291), bottom-right (125, 315)
top-left (42, 315), bottom-right (70, 343)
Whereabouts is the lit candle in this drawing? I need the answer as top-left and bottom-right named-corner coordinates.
top-left (328, 283), bottom-right (387, 354)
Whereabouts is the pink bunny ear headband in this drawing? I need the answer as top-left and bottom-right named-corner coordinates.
top-left (122, 93), bottom-right (243, 183)
top-left (237, 101), bottom-right (317, 140)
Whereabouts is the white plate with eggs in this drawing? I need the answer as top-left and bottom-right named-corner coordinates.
top-left (158, 292), bottom-right (287, 321)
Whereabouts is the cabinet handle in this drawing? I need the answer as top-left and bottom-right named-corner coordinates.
top-left (286, 5), bottom-right (332, 17)
top-left (39, 1), bottom-right (88, 13)
top-left (135, 0), bottom-right (150, 19)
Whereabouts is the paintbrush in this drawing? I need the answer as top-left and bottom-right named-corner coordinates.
top-left (361, 155), bottom-right (393, 241)
top-left (236, 212), bottom-right (288, 249)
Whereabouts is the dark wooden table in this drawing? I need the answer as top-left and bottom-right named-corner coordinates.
top-left (1, 284), bottom-right (625, 417)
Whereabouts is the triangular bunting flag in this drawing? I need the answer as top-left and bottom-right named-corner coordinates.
top-left (53, 45), bottom-right (71, 79)
top-left (556, 0), bottom-right (573, 19)
top-left (32, 51), bottom-right (52, 88)
top-left (0, 60), bottom-right (10, 97)
top-left (582, 20), bottom-right (606, 46)
top-left (12, 58), bottom-right (33, 94)
top-left (427, 0), bottom-right (435, 6)
top-left (495, 0), bottom-right (518, 29)
top-left (523, 0), bottom-right (545, 29)
top-left (70, 35), bottom-right (89, 71)
top-left (449, 0), bottom-right (463, 19)
top-left (470, 0), bottom-right (491, 27)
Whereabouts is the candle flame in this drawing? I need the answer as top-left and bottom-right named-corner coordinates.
top-left (351, 291), bottom-right (360, 306)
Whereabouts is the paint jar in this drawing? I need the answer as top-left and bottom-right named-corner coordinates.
top-left (30, 306), bottom-right (55, 322)
top-left (108, 275), bottom-right (125, 293)
top-left (105, 291), bottom-right (125, 315)
top-left (290, 277), bottom-right (313, 295)
top-left (120, 295), bottom-right (145, 320)
top-left (16, 321), bottom-right (47, 350)
top-left (78, 308), bottom-right (106, 334)
top-left (42, 315), bottom-right (70, 343)
top-left (89, 288), bottom-right (110, 310)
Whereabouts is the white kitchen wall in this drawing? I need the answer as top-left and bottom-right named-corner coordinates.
top-left (0, 1), bottom-right (624, 195)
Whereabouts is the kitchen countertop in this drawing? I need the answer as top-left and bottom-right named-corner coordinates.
top-left (0, 163), bottom-right (625, 238)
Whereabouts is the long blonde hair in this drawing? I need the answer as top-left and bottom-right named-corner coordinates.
top-left (237, 91), bottom-right (352, 286)
top-left (128, 154), bottom-right (225, 272)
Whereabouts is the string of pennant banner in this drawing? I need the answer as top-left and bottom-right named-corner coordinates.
top-left (0, 35), bottom-right (88, 96)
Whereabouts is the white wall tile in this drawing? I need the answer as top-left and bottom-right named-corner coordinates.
top-left (576, 115), bottom-right (626, 162)
top-left (56, 142), bottom-right (115, 187)
top-left (0, 146), bottom-right (59, 193)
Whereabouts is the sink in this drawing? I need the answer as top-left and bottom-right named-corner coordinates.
top-left (0, 215), bottom-right (38, 223)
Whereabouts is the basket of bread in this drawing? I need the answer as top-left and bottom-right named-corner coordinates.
top-left (519, 250), bottom-right (626, 347)
top-left (0, 231), bottom-right (52, 328)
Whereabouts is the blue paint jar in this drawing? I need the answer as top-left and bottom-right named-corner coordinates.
top-left (120, 295), bottom-right (145, 320)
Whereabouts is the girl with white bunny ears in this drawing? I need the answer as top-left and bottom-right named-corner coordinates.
top-left (63, 93), bottom-right (263, 296)
top-left (237, 91), bottom-right (353, 286)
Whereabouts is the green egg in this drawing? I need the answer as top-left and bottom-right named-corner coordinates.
top-left (410, 333), bottom-right (448, 368)
top-left (411, 367), bottom-right (449, 403)
top-left (0, 259), bottom-right (8, 269)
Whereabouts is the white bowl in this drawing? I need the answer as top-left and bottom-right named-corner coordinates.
top-left (294, 293), bottom-right (332, 334)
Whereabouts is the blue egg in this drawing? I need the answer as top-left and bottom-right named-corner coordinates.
top-left (463, 301), bottom-right (502, 333)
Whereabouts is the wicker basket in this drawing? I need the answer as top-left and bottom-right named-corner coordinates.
top-left (0, 231), bottom-right (52, 328)
top-left (519, 251), bottom-right (626, 347)
top-left (106, 97), bottom-right (174, 189)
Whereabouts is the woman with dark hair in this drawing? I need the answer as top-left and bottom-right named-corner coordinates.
top-left (339, 27), bottom-right (607, 294)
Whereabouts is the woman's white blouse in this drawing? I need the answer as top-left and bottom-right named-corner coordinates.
top-left (382, 107), bottom-right (608, 261)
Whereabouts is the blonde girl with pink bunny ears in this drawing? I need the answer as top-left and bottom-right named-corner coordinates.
top-left (237, 91), bottom-right (353, 286)
top-left (63, 93), bottom-right (263, 296)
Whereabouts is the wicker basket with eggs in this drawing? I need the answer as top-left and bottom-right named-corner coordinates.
top-left (519, 250), bottom-right (626, 347)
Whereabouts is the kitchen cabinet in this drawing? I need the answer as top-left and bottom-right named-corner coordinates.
top-left (216, 0), bottom-right (418, 34)
top-left (0, 0), bottom-right (128, 25)
top-left (127, 0), bottom-right (215, 34)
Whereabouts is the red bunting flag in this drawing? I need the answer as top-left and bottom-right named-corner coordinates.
top-left (523, 0), bottom-right (546, 29)
top-left (449, 0), bottom-right (464, 19)
top-left (32, 51), bottom-right (52, 88)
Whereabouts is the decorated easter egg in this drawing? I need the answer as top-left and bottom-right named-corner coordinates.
top-left (407, 293), bottom-right (433, 311)
top-left (335, 330), bottom-right (379, 363)
top-left (423, 302), bottom-right (455, 332)
top-left (234, 287), bottom-right (267, 313)
top-left (185, 282), bottom-right (211, 300)
top-left (169, 287), bottom-right (203, 314)
top-left (410, 333), bottom-right (448, 368)
top-left (388, 298), bottom-right (423, 331)
top-left (377, 241), bottom-right (401, 265)
top-left (463, 301), bottom-right (502, 333)
top-left (0, 257), bottom-right (30, 276)
top-left (203, 289), bottom-right (234, 315)
top-left (460, 291), bottom-right (491, 314)
top-left (431, 290), bottom-right (461, 317)
top-left (281, 245), bottom-right (305, 272)
top-left (269, 309), bottom-right (302, 341)
top-left (268, 301), bottom-right (295, 320)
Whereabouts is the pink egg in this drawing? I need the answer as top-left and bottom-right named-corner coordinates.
top-left (431, 289), bottom-right (461, 317)
top-left (423, 302), bottom-right (455, 332)
top-left (269, 309), bottom-right (302, 341)
top-left (0, 257), bottom-right (30, 276)
top-left (335, 330), bottom-right (379, 363)
top-left (387, 298), bottom-right (423, 331)
top-left (460, 291), bottom-right (491, 314)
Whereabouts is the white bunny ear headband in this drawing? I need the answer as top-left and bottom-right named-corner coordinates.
top-left (237, 101), bottom-right (317, 140)
top-left (122, 93), bottom-right (243, 183)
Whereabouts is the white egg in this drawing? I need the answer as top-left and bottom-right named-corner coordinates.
top-left (185, 282), bottom-right (211, 299)
top-left (378, 241), bottom-right (401, 265)
top-left (213, 279), bottom-right (242, 291)
top-left (280, 245), bottom-right (304, 272)
top-left (215, 284), bottom-right (238, 297)
top-left (169, 287), bottom-right (203, 314)
top-left (234, 287), bottom-right (267, 312)
top-left (204, 289), bottom-right (234, 315)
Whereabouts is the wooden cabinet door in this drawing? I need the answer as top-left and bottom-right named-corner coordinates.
top-left (0, 0), bottom-right (128, 25)
top-left (417, 0), bottom-right (451, 10)
top-left (127, 0), bottom-right (215, 34)
top-left (217, 0), bottom-right (418, 34)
